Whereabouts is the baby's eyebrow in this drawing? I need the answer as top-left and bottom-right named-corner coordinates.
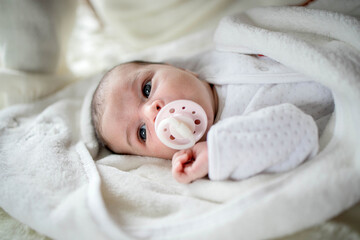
top-left (131, 70), bottom-right (142, 86)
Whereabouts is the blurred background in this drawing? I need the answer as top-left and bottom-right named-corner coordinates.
top-left (0, 0), bottom-right (310, 110)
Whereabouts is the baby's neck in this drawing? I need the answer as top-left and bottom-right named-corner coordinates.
top-left (210, 84), bottom-right (219, 119)
top-left (199, 81), bottom-right (218, 142)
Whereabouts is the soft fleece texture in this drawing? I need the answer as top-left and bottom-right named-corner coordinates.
top-left (1, 4), bottom-right (360, 240)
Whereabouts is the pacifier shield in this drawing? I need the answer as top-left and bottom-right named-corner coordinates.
top-left (155, 100), bottom-right (207, 150)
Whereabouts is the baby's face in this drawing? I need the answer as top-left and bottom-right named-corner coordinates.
top-left (100, 63), bottom-right (216, 159)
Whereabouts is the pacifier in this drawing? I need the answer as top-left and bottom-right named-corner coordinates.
top-left (155, 100), bottom-right (208, 150)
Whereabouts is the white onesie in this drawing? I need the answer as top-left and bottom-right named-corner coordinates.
top-left (169, 51), bottom-right (334, 181)
top-left (208, 82), bottom-right (333, 180)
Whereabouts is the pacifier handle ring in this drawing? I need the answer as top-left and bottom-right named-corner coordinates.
top-left (156, 117), bottom-right (196, 150)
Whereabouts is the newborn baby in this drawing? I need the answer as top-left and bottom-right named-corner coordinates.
top-left (91, 54), bottom-right (333, 183)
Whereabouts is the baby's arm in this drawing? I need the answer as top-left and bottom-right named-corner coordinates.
top-left (172, 142), bottom-right (208, 184)
top-left (207, 103), bottom-right (319, 180)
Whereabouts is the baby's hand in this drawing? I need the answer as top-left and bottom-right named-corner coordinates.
top-left (172, 142), bottom-right (209, 184)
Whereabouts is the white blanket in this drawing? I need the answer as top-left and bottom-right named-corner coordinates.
top-left (1, 5), bottom-right (360, 240)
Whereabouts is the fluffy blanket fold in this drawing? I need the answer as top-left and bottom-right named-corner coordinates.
top-left (1, 5), bottom-right (360, 240)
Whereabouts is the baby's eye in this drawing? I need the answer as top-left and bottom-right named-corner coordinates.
top-left (139, 124), bottom-right (147, 142)
top-left (142, 81), bottom-right (152, 98)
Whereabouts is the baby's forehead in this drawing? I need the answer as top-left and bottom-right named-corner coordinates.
top-left (104, 63), bottom-right (146, 94)
top-left (112, 62), bottom-right (139, 75)
top-left (109, 63), bottom-right (148, 81)
top-left (103, 64), bottom-right (134, 87)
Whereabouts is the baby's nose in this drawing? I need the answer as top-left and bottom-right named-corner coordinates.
top-left (145, 100), bottom-right (164, 123)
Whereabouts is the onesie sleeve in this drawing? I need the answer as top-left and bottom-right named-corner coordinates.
top-left (207, 103), bottom-right (319, 181)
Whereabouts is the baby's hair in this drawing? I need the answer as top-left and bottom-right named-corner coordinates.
top-left (90, 60), bottom-right (164, 150)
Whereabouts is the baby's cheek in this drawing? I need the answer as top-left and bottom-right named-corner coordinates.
top-left (150, 141), bottom-right (177, 160)
top-left (161, 147), bottom-right (179, 160)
